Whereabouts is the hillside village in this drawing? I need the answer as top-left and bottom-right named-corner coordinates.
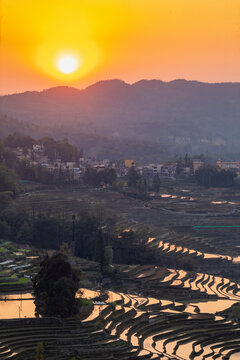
top-left (5, 141), bottom-right (193, 182)
top-left (8, 139), bottom-right (240, 184)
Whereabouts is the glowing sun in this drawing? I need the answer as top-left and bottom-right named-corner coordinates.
top-left (57, 55), bottom-right (80, 74)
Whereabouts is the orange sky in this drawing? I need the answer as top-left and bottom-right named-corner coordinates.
top-left (0, 0), bottom-right (240, 94)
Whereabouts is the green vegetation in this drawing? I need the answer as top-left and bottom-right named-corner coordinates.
top-left (126, 166), bottom-right (162, 195)
top-left (78, 298), bottom-right (93, 307)
top-left (4, 133), bottom-right (79, 163)
top-left (40, 136), bottom-right (79, 163)
top-left (0, 163), bottom-right (19, 194)
top-left (127, 166), bottom-right (140, 189)
top-left (33, 252), bottom-right (81, 318)
top-left (4, 133), bottom-right (35, 152)
top-left (35, 342), bottom-right (45, 360)
top-left (195, 165), bottom-right (237, 187)
top-left (151, 174), bottom-right (161, 192)
top-left (0, 239), bottom-right (40, 293)
top-left (0, 133), bottom-right (80, 185)
top-left (0, 277), bottom-right (29, 285)
top-left (84, 167), bottom-right (117, 186)
top-left (0, 201), bottom-right (110, 259)
top-left (0, 160), bottom-right (19, 238)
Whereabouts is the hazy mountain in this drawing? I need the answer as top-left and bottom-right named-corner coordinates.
top-left (0, 113), bottom-right (47, 139)
top-left (1, 79), bottom-right (240, 156)
top-left (0, 112), bottom-right (170, 163)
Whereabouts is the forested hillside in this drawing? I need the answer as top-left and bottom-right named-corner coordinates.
top-left (1, 79), bottom-right (240, 160)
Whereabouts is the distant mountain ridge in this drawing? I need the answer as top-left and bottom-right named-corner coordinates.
top-left (0, 113), bottom-right (47, 139)
top-left (1, 79), bottom-right (240, 157)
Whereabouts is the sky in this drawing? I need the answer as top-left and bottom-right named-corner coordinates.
top-left (0, 0), bottom-right (240, 94)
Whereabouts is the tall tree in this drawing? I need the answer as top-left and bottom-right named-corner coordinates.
top-left (95, 230), bottom-right (105, 269)
top-left (137, 178), bottom-right (147, 194)
top-left (35, 342), bottom-right (44, 360)
top-left (152, 174), bottom-right (161, 193)
top-left (33, 253), bottom-right (80, 318)
top-left (127, 166), bottom-right (140, 189)
top-left (4, 132), bottom-right (35, 150)
top-left (0, 163), bottom-right (18, 193)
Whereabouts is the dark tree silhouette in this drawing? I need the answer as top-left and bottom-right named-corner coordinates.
top-left (33, 253), bottom-right (80, 318)
top-left (152, 174), bottom-right (161, 192)
top-left (195, 165), bottom-right (237, 187)
top-left (127, 166), bottom-right (140, 189)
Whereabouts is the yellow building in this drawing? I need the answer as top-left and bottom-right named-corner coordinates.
top-left (124, 160), bottom-right (135, 168)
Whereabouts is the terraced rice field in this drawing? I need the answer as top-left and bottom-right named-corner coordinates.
top-left (2, 259), bottom-right (239, 360)
top-left (1, 185), bottom-right (240, 359)
top-left (105, 264), bottom-right (240, 359)
top-left (145, 227), bottom-right (240, 263)
top-left (117, 225), bottom-right (240, 281)
top-left (0, 240), bottom-right (41, 294)
top-left (81, 286), bottom-right (240, 360)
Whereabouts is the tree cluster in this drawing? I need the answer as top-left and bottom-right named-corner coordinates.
top-left (0, 158), bottom-right (19, 217)
top-left (0, 163), bottom-right (19, 194)
top-left (126, 166), bottom-right (161, 194)
top-left (4, 133), bottom-right (35, 152)
top-left (195, 165), bottom-right (237, 187)
top-left (0, 201), bottom-right (117, 262)
top-left (40, 136), bottom-right (79, 163)
top-left (3, 133), bottom-right (79, 164)
top-left (0, 135), bottom-right (80, 185)
top-left (83, 167), bottom-right (117, 187)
